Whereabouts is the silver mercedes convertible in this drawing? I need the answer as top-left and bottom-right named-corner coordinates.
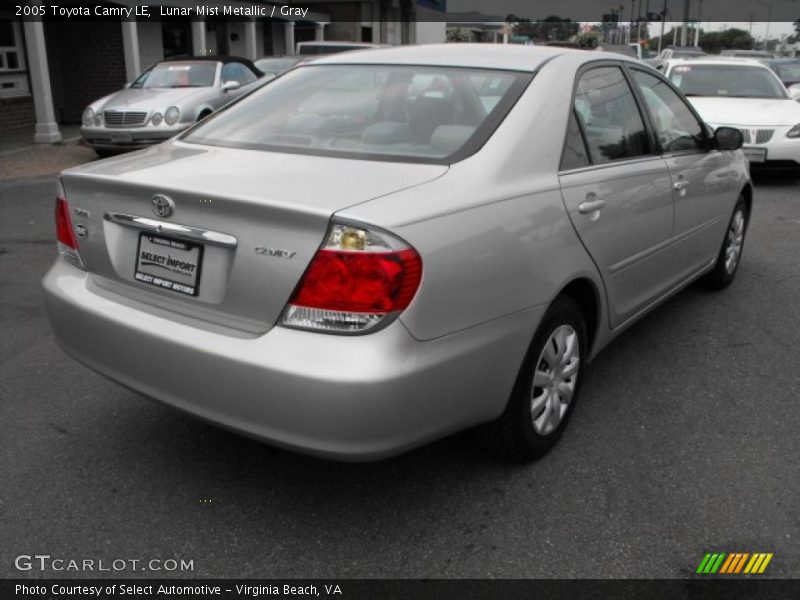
top-left (45, 45), bottom-right (751, 461)
top-left (80, 56), bottom-right (264, 155)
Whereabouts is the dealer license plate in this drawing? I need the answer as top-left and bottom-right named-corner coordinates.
top-left (134, 234), bottom-right (203, 296)
top-left (111, 133), bottom-right (132, 143)
top-left (742, 147), bottom-right (767, 163)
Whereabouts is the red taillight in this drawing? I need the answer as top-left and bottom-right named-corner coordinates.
top-left (54, 184), bottom-right (84, 269)
top-left (282, 222), bottom-right (422, 333)
top-left (290, 249), bottom-right (422, 314)
top-left (55, 196), bottom-right (78, 249)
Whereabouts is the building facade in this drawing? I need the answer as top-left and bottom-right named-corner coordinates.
top-left (0, 0), bottom-right (445, 143)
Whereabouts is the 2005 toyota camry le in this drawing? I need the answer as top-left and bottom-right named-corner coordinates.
top-left (43, 45), bottom-right (752, 461)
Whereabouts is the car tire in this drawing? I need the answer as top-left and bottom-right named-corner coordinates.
top-left (94, 149), bottom-right (116, 158)
top-left (198, 111), bottom-right (212, 122)
top-left (474, 296), bottom-right (587, 461)
top-left (704, 197), bottom-right (748, 291)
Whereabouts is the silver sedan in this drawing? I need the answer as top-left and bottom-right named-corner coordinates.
top-left (44, 45), bottom-right (751, 461)
top-left (80, 56), bottom-right (263, 156)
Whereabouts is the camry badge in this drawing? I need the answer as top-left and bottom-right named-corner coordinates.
top-left (151, 194), bottom-right (175, 218)
top-left (255, 246), bottom-right (297, 259)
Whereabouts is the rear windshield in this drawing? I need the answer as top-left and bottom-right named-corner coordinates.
top-left (298, 45), bottom-right (366, 55)
top-left (183, 64), bottom-right (530, 163)
top-left (254, 57), bottom-right (298, 75)
top-left (669, 64), bottom-right (787, 99)
top-left (672, 51), bottom-right (705, 58)
top-left (131, 62), bottom-right (217, 88)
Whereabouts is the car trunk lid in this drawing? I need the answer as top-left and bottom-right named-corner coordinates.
top-left (61, 142), bottom-right (447, 333)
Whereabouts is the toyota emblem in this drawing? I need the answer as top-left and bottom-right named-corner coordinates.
top-left (151, 194), bottom-right (174, 218)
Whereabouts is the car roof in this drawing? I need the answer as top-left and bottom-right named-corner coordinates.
top-left (297, 41), bottom-right (385, 47)
top-left (306, 43), bottom-right (601, 72)
top-left (164, 55), bottom-right (259, 68)
top-left (668, 57), bottom-right (771, 68)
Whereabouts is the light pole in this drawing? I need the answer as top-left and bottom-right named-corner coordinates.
top-left (658, 0), bottom-right (667, 52)
top-left (681, 0), bottom-right (691, 46)
top-left (693, 0), bottom-right (703, 46)
top-left (750, 0), bottom-right (798, 52)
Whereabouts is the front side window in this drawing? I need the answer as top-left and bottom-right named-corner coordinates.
top-left (668, 64), bottom-right (787, 99)
top-left (183, 65), bottom-right (530, 163)
top-left (632, 69), bottom-right (705, 153)
top-left (221, 62), bottom-right (257, 85)
top-left (573, 66), bottom-right (651, 164)
top-left (131, 62), bottom-right (217, 89)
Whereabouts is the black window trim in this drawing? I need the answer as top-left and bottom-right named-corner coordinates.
top-left (622, 62), bottom-right (713, 157)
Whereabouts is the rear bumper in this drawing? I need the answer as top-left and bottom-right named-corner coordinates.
top-left (80, 125), bottom-right (188, 150)
top-left (42, 259), bottom-right (542, 461)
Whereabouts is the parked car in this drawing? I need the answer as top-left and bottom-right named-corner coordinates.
top-left (759, 58), bottom-right (800, 90)
top-left (80, 56), bottom-right (264, 156)
top-left (646, 46), bottom-right (707, 70)
top-left (665, 58), bottom-right (800, 169)
top-left (628, 43), bottom-right (655, 60)
top-left (296, 41), bottom-right (387, 56)
top-left (254, 56), bottom-right (305, 80)
top-left (721, 49), bottom-right (774, 59)
top-left (45, 45), bottom-right (751, 461)
top-left (545, 41), bottom-right (581, 49)
top-left (595, 44), bottom-right (638, 58)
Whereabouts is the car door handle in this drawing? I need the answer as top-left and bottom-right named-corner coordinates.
top-left (673, 180), bottom-right (689, 191)
top-left (578, 199), bottom-right (607, 214)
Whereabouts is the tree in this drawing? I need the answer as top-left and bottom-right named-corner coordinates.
top-left (506, 15), bottom-right (579, 43)
top-left (647, 27), bottom-right (754, 54)
top-left (789, 18), bottom-right (800, 43)
top-left (575, 31), bottom-right (600, 48)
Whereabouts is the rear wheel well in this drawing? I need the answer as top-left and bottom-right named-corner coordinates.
top-left (557, 279), bottom-right (599, 355)
top-left (741, 184), bottom-right (753, 219)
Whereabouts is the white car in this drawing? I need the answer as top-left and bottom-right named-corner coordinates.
top-left (665, 58), bottom-right (800, 169)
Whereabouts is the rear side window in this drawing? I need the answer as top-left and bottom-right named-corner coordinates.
top-left (574, 66), bottom-right (651, 164)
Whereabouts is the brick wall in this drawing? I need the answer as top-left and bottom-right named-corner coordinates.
top-left (44, 20), bottom-right (127, 123)
top-left (304, 3), bottom-right (362, 41)
top-left (0, 96), bottom-right (35, 132)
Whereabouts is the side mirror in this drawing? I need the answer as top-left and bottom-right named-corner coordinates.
top-left (222, 80), bottom-right (241, 93)
top-left (714, 126), bottom-right (744, 151)
top-left (788, 83), bottom-right (800, 101)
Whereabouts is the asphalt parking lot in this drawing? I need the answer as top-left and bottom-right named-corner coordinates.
top-left (1, 168), bottom-right (799, 579)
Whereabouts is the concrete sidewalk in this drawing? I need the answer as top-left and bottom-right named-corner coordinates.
top-left (0, 126), bottom-right (97, 181)
top-left (0, 125), bottom-right (82, 154)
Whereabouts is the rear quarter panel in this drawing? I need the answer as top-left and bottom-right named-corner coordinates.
top-left (339, 53), bottom-right (607, 342)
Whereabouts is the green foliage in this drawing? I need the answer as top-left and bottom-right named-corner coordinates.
top-left (790, 18), bottom-right (800, 44)
top-left (647, 27), bottom-right (755, 54)
top-left (506, 15), bottom-right (580, 42)
top-left (575, 32), bottom-right (600, 49)
top-left (446, 28), bottom-right (474, 43)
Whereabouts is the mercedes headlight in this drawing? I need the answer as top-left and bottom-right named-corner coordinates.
top-left (150, 112), bottom-right (163, 126)
top-left (164, 106), bottom-right (180, 126)
top-left (787, 124), bottom-right (800, 139)
top-left (82, 107), bottom-right (94, 127)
